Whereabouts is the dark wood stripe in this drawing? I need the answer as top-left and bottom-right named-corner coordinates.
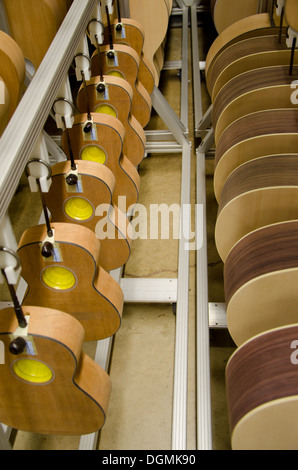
top-left (208, 32), bottom-right (287, 94)
top-left (212, 65), bottom-right (298, 129)
top-left (215, 109), bottom-right (298, 168)
top-left (224, 221), bottom-right (298, 305)
top-left (226, 325), bottom-right (298, 433)
top-left (218, 154), bottom-right (298, 213)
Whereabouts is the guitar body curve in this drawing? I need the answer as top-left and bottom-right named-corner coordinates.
top-left (0, 305), bottom-right (111, 435)
top-left (17, 222), bottom-right (124, 341)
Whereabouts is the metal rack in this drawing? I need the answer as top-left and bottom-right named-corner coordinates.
top-left (0, 0), bottom-right (202, 451)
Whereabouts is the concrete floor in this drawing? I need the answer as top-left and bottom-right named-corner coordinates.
top-left (1, 9), bottom-right (236, 451)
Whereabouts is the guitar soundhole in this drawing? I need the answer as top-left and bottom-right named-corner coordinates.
top-left (106, 69), bottom-right (125, 79)
top-left (41, 266), bottom-right (77, 291)
top-left (64, 197), bottom-right (94, 221)
top-left (11, 358), bottom-right (54, 385)
top-left (80, 145), bottom-right (107, 164)
top-left (95, 103), bottom-right (117, 118)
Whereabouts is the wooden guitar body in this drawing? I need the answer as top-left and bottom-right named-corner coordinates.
top-left (224, 220), bottom-right (298, 346)
top-left (205, 13), bottom-right (274, 80)
top-left (209, 32), bottom-right (291, 101)
top-left (103, 17), bottom-right (155, 95)
top-left (214, 109), bottom-right (298, 201)
top-left (43, 160), bottom-right (131, 272)
top-left (17, 223), bottom-right (123, 341)
top-left (212, 65), bottom-right (298, 143)
top-left (285, 0), bottom-right (298, 31)
top-left (226, 324), bottom-right (298, 450)
top-left (128, 0), bottom-right (170, 85)
top-left (0, 30), bottom-right (25, 121)
top-left (0, 305), bottom-right (111, 435)
top-left (91, 43), bottom-right (152, 128)
top-left (76, 74), bottom-right (146, 166)
top-left (3, 0), bottom-right (69, 70)
top-left (210, 0), bottom-right (267, 34)
top-left (215, 154), bottom-right (298, 262)
top-left (0, 78), bottom-right (10, 136)
top-left (61, 112), bottom-right (140, 212)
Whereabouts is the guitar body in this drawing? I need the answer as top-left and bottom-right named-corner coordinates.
top-left (215, 154), bottom-right (298, 261)
top-left (226, 324), bottom-right (298, 450)
top-left (209, 31), bottom-right (290, 100)
top-left (214, 109), bottom-right (298, 201)
top-left (0, 305), bottom-right (111, 435)
top-left (0, 78), bottom-right (10, 136)
top-left (61, 113), bottom-right (140, 212)
top-left (224, 220), bottom-right (298, 346)
top-left (128, 0), bottom-right (170, 85)
top-left (76, 74), bottom-right (146, 166)
top-left (210, 0), bottom-right (267, 34)
top-left (285, 0), bottom-right (298, 31)
top-left (0, 31), bottom-right (25, 121)
top-left (206, 13), bottom-right (276, 82)
top-left (91, 44), bottom-right (152, 128)
top-left (43, 159), bottom-right (131, 272)
top-left (103, 18), bottom-right (155, 95)
top-left (213, 65), bottom-right (298, 143)
top-left (17, 223), bottom-right (123, 341)
top-left (3, 0), bottom-right (68, 70)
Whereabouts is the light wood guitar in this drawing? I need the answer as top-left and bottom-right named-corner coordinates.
top-left (0, 31), bottom-right (25, 123)
top-left (212, 64), bottom-right (298, 143)
top-left (43, 159), bottom-right (131, 272)
top-left (224, 220), bottom-right (298, 346)
top-left (91, 43), bottom-right (152, 128)
top-left (17, 222), bottom-right (124, 341)
top-left (206, 13), bottom-right (277, 83)
top-left (208, 31), bottom-right (291, 101)
top-left (226, 324), bottom-right (298, 450)
top-left (102, 15), bottom-right (155, 95)
top-left (284, 0), bottom-right (298, 31)
top-left (214, 109), bottom-right (298, 202)
top-left (3, 0), bottom-right (70, 70)
top-left (210, 0), bottom-right (269, 34)
top-left (215, 154), bottom-right (298, 262)
top-left (128, 0), bottom-right (170, 85)
top-left (0, 305), bottom-right (111, 435)
top-left (76, 74), bottom-right (146, 166)
top-left (61, 112), bottom-right (140, 212)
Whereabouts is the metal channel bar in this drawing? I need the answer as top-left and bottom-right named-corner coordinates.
top-left (0, 0), bottom-right (98, 225)
top-left (191, 0), bottom-right (204, 136)
top-left (196, 148), bottom-right (213, 450)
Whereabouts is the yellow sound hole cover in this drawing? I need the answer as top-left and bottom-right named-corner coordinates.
top-left (80, 145), bottom-right (107, 164)
top-left (64, 197), bottom-right (94, 221)
top-left (106, 70), bottom-right (125, 79)
top-left (95, 103), bottom-right (117, 118)
top-left (42, 266), bottom-right (76, 291)
top-left (13, 359), bottom-right (53, 384)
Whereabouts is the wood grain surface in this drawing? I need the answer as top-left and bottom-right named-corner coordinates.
top-left (224, 220), bottom-right (298, 345)
top-left (212, 64), bottom-right (298, 143)
top-left (91, 43), bottom-right (152, 128)
top-left (76, 74), bottom-right (146, 166)
top-left (226, 324), bottom-right (298, 449)
top-left (210, 0), bottom-right (266, 34)
top-left (214, 109), bottom-right (298, 201)
top-left (17, 222), bottom-right (124, 341)
top-left (61, 112), bottom-right (140, 211)
top-left (44, 160), bottom-right (131, 272)
top-left (0, 305), bottom-right (111, 435)
top-left (205, 13), bottom-right (274, 78)
top-left (215, 154), bottom-right (298, 261)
